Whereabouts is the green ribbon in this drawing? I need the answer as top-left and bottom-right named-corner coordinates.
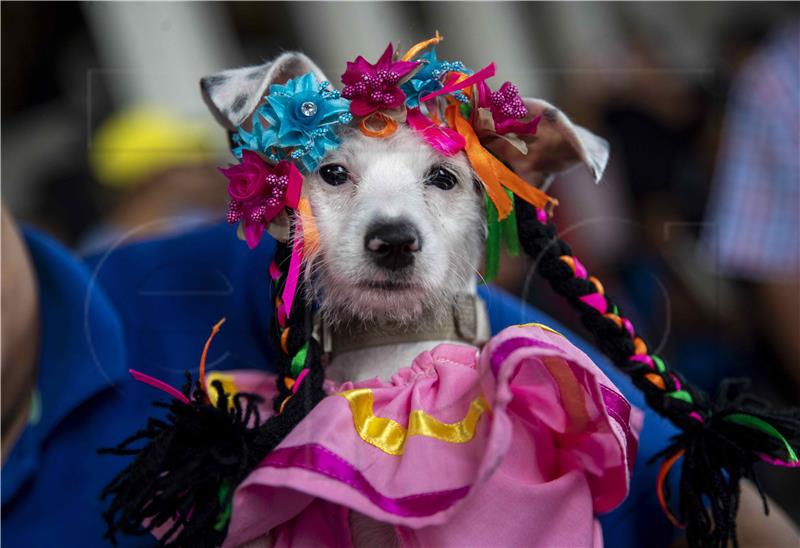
top-left (667, 390), bottom-right (693, 404)
top-left (501, 190), bottom-right (520, 257)
top-left (290, 343), bottom-right (309, 377)
top-left (724, 413), bottom-right (798, 463)
top-left (484, 190), bottom-right (521, 283)
top-left (484, 194), bottom-right (501, 283)
top-left (214, 482), bottom-right (232, 532)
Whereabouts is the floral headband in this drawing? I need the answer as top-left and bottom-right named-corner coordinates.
top-left (218, 33), bottom-right (563, 321)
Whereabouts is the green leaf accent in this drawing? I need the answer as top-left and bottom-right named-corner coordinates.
top-left (484, 194), bottom-right (501, 283)
top-left (725, 413), bottom-right (798, 463)
top-left (460, 103), bottom-right (472, 120)
top-left (652, 355), bottom-right (667, 373)
top-left (667, 390), bottom-right (693, 403)
top-left (290, 343), bottom-right (309, 377)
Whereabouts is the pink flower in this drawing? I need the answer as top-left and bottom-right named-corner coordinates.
top-left (478, 81), bottom-right (540, 136)
top-left (341, 43), bottom-right (418, 117)
top-left (220, 151), bottom-right (303, 249)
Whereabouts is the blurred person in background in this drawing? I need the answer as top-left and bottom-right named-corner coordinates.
top-left (79, 106), bottom-right (228, 255)
top-left (702, 21), bottom-right (800, 395)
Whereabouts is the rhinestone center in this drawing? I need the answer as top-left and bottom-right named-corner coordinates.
top-left (300, 101), bottom-right (318, 117)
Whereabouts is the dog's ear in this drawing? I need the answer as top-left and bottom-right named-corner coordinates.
top-left (484, 98), bottom-right (609, 185)
top-left (200, 52), bottom-right (328, 130)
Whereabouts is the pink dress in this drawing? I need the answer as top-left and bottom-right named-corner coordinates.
top-left (215, 324), bottom-right (642, 547)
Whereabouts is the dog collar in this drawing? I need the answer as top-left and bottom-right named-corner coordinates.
top-left (318, 294), bottom-right (490, 359)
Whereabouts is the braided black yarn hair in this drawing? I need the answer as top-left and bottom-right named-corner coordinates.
top-left (100, 220), bottom-right (328, 546)
top-left (515, 200), bottom-right (800, 547)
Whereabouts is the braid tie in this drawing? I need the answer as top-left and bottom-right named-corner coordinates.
top-left (516, 201), bottom-right (800, 547)
top-left (100, 212), bottom-right (328, 546)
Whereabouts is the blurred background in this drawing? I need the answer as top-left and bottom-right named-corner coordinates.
top-left (2, 0), bottom-right (799, 521)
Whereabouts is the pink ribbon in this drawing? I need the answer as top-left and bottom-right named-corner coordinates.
top-left (629, 354), bottom-right (655, 369)
top-left (261, 443), bottom-right (470, 517)
top-left (292, 368), bottom-right (310, 394)
top-left (129, 369), bottom-right (190, 404)
top-left (579, 293), bottom-right (607, 314)
top-left (279, 217), bottom-right (305, 322)
top-left (268, 261), bottom-right (282, 281)
top-left (406, 108), bottom-right (465, 156)
top-left (419, 63), bottom-right (496, 103)
top-left (285, 162), bottom-right (303, 210)
top-left (495, 114), bottom-right (542, 136)
top-left (758, 453), bottom-right (800, 467)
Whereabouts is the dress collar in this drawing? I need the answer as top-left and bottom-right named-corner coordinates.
top-left (320, 293), bottom-right (490, 360)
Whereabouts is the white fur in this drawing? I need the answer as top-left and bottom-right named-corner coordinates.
top-left (304, 125), bottom-right (485, 328)
top-left (302, 126), bottom-right (486, 387)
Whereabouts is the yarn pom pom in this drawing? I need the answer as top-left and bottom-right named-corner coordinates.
top-left (99, 375), bottom-right (270, 547)
top-left (654, 379), bottom-right (800, 547)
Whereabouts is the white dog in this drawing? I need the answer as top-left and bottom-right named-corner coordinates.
top-left (201, 51), bottom-right (607, 547)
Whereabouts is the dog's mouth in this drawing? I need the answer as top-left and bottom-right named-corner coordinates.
top-left (357, 280), bottom-right (420, 292)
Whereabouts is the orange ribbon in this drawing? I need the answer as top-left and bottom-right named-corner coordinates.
top-left (198, 317), bottom-right (226, 400)
top-left (359, 111), bottom-right (398, 138)
top-left (446, 105), bottom-right (556, 219)
top-left (401, 31), bottom-right (444, 61)
top-left (657, 448), bottom-right (686, 528)
top-left (297, 198), bottom-right (319, 256)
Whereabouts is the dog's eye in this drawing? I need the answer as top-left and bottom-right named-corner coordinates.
top-left (319, 164), bottom-right (350, 186)
top-left (425, 167), bottom-right (458, 190)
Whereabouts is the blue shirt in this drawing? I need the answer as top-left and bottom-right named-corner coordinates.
top-left (2, 224), bottom-right (679, 547)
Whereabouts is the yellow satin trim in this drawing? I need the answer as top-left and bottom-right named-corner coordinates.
top-left (205, 372), bottom-right (237, 410)
top-left (337, 388), bottom-right (489, 456)
top-left (516, 322), bottom-right (565, 338)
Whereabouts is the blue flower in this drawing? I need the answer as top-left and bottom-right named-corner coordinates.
top-left (401, 49), bottom-right (469, 109)
top-left (234, 73), bottom-right (351, 173)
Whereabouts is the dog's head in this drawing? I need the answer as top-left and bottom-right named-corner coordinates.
top-left (202, 51), bottom-right (608, 324)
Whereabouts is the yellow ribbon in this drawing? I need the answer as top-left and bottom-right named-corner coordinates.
top-left (205, 371), bottom-right (238, 410)
top-left (515, 322), bottom-right (565, 338)
top-left (338, 388), bottom-right (489, 456)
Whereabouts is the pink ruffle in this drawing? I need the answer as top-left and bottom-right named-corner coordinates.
top-left (222, 325), bottom-right (641, 547)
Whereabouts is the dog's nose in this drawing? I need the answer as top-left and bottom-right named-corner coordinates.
top-left (364, 221), bottom-right (422, 271)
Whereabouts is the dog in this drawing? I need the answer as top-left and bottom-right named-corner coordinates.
top-left (201, 50), bottom-right (608, 547)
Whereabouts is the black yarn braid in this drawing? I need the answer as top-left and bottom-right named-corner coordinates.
top-left (515, 200), bottom-right (800, 548)
top-left (100, 213), bottom-right (327, 547)
top-left (269, 237), bottom-right (326, 414)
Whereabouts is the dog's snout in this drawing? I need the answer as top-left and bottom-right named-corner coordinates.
top-left (364, 221), bottom-right (421, 271)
